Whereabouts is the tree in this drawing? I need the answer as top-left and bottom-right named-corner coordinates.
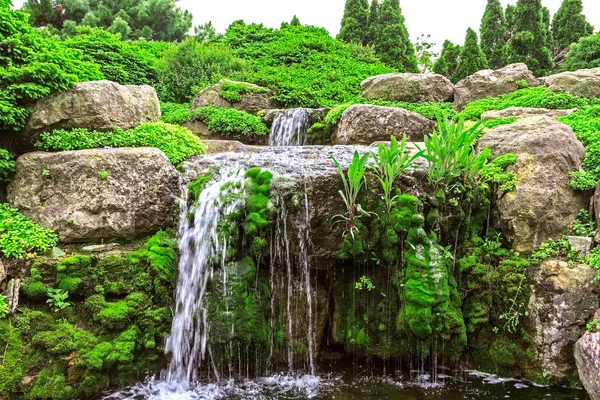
top-left (542, 6), bottom-right (554, 54)
top-left (551, 0), bottom-right (594, 54)
top-left (507, 0), bottom-right (553, 76)
top-left (454, 28), bottom-right (488, 83)
top-left (373, 0), bottom-right (418, 72)
top-left (365, 0), bottom-right (379, 45)
top-left (195, 21), bottom-right (217, 43)
top-left (505, 4), bottom-right (516, 38)
top-left (107, 16), bottom-right (131, 38)
top-left (432, 40), bottom-right (461, 80)
top-left (290, 15), bottom-right (301, 26)
top-left (414, 34), bottom-right (437, 72)
top-left (480, 0), bottom-right (508, 69)
top-left (337, 0), bottom-right (369, 44)
top-left (563, 32), bottom-right (600, 70)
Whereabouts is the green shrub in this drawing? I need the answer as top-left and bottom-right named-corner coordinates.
top-left (194, 106), bottom-right (269, 139)
top-left (0, 149), bottom-right (15, 182)
top-left (160, 102), bottom-right (198, 124)
top-left (572, 209), bottom-right (596, 237)
top-left (35, 122), bottom-right (206, 165)
top-left (563, 32), bottom-right (600, 71)
top-left (482, 117), bottom-right (517, 129)
top-left (558, 105), bottom-right (600, 146)
top-left (219, 80), bottom-right (267, 103)
top-left (0, 204), bottom-right (58, 259)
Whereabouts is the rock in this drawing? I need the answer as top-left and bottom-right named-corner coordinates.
top-left (6, 278), bottom-right (20, 315)
top-left (21, 81), bottom-right (160, 149)
top-left (361, 72), bottom-right (454, 103)
top-left (81, 243), bottom-right (120, 253)
top-left (575, 332), bottom-right (600, 400)
top-left (0, 259), bottom-right (5, 283)
top-left (481, 107), bottom-right (577, 120)
top-left (7, 148), bottom-right (179, 243)
top-left (528, 260), bottom-right (599, 383)
top-left (453, 63), bottom-right (540, 111)
top-left (262, 108), bottom-right (329, 128)
top-left (593, 182), bottom-right (600, 232)
top-left (478, 117), bottom-right (587, 252)
top-left (543, 68), bottom-right (600, 98)
top-left (191, 79), bottom-right (279, 115)
top-left (567, 236), bottom-right (593, 257)
top-left (203, 140), bottom-right (247, 154)
top-left (334, 104), bottom-right (435, 145)
top-left (181, 120), bottom-right (211, 137)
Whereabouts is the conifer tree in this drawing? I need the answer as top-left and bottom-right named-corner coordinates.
top-left (290, 15), bottom-right (301, 26)
top-left (432, 40), bottom-right (461, 80)
top-left (508, 0), bottom-right (553, 76)
top-left (542, 7), bottom-right (554, 54)
top-left (480, 0), bottom-right (508, 69)
top-left (505, 4), bottom-right (517, 38)
top-left (454, 28), bottom-right (488, 83)
top-left (365, 0), bottom-right (380, 45)
top-left (551, 0), bottom-right (594, 53)
top-left (373, 0), bottom-right (418, 72)
top-left (337, 0), bottom-right (369, 44)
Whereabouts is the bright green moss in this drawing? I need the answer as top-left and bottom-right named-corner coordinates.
top-left (22, 268), bottom-right (47, 298)
top-left (0, 322), bottom-right (24, 393)
top-left (24, 363), bottom-right (75, 400)
top-left (32, 323), bottom-right (97, 355)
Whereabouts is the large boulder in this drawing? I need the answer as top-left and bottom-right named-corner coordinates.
top-left (7, 148), bottom-right (179, 243)
top-left (21, 81), bottom-right (160, 149)
top-left (527, 260), bottom-right (599, 383)
top-left (360, 73), bottom-right (454, 103)
top-left (191, 79), bottom-right (279, 115)
top-left (481, 107), bottom-right (577, 120)
top-left (478, 117), bottom-right (587, 252)
top-left (543, 68), bottom-right (600, 98)
top-left (334, 104), bottom-right (434, 145)
top-left (453, 63), bottom-right (540, 111)
top-left (576, 330), bottom-right (600, 400)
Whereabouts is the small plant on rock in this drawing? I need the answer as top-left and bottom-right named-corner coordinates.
top-left (572, 209), bottom-right (596, 237)
top-left (355, 276), bottom-right (375, 291)
top-left (97, 171), bottom-right (109, 180)
top-left (46, 288), bottom-right (71, 312)
top-left (0, 295), bottom-right (8, 319)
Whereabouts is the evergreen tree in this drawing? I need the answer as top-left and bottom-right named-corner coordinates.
top-left (454, 28), bottom-right (488, 83)
top-left (480, 0), bottom-right (508, 69)
top-left (337, 0), bottom-right (369, 44)
top-left (290, 15), bottom-right (301, 26)
top-left (507, 0), bottom-right (553, 76)
top-left (551, 0), bottom-right (594, 53)
top-left (542, 6), bottom-right (554, 55)
top-left (505, 4), bottom-right (517, 38)
top-left (365, 0), bottom-right (380, 45)
top-left (107, 16), bottom-right (132, 38)
top-left (373, 0), bottom-right (418, 72)
top-left (432, 40), bottom-right (461, 80)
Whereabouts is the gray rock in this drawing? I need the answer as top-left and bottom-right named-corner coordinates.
top-left (21, 81), bottom-right (160, 149)
top-left (6, 278), bottom-right (20, 315)
top-left (528, 260), bottom-right (599, 383)
top-left (81, 243), bottom-right (120, 253)
top-left (360, 72), bottom-right (454, 103)
top-left (0, 259), bottom-right (5, 283)
top-left (203, 140), bottom-right (247, 154)
top-left (567, 236), bottom-right (593, 257)
top-left (478, 117), bottom-right (587, 252)
top-left (8, 147), bottom-right (179, 243)
top-left (543, 68), bottom-right (600, 98)
top-left (453, 63), bottom-right (540, 111)
top-left (593, 182), bottom-right (600, 233)
top-left (334, 104), bottom-right (435, 145)
top-left (191, 79), bottom-right (279, 115)
top-left (575, 332), bottom-right (600, 400)
top-left (481, 107), bottom-right (578, 120)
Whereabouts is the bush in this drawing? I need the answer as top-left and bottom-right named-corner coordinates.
top-left (0, 149), bottom-right (15, 183)
top-left (558, 105), bottom-right (600, 146)
top-left (0, 204), bottom-right (58, 259)
top-left (159, 102), bottom-right (197, 124)
top-left (563, 33), bottom-right (600, 71)
top-left (219, 81), bottom-right (267, 103)
top-left (459, 87), bottom-right (598, 120)
top-left (35, 122), bottom-right (206, 165)
top-left (194, 106), bottom-right (269, 139)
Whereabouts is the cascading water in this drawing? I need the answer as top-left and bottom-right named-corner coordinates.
top-left (269, 108), bottom-right (310, 146)
top-left (164, 167), bottom-right (246, 388)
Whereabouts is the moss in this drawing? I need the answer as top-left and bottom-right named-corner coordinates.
top-left (22, 267), bottom-right (47, 298)
top-left (32, 322), bottom-right (97, 355)
top-left (55, 254), bottom-right (94, 295)
top-left (24, 363), bottom-right (75, 400)
top-left (0, 321), bottom-right (25, 393)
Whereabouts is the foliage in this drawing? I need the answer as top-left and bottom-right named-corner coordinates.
top-left (0, 149), bottom-right (16, 183)
top-left (588, 246), bottom-right (600, 281)
top-left (454, 28), bottom-right (489, 83)
top-left (587, 319), bottom-right (600, 332)
top-left (194, 21), bottom-right (219, 43)
top-left (0, 295), bottom-right (8, 319)
top-left (530, 236), bottom-right (575, 264)
top-left (551, 0), bottom-right (594, 54)
top-left (0, 204), bottom-right (58, 259)
top-left (46, 288), bottom-right (71, 312)
top-left (483, 117), bottom-right (518, 129)
top-left (355, 276), bottom-right (375, 291)
top-left (498, 274), bottom-right (529, 333)
top-left (372, 0), bottom-right (418, 72)
top-left (414, 34), bottom-right (438, 73)
top-left (563, 32), bottom-right (600, 71)
top-left (337, 0), bottom-right (369, 44)
top-left (480, 153), bottom-right (518, 192)
top-left (421, 117), bottom-right (490, 190)
top-left (159, 102), bottom-right (196, 124)
top-left (365, 0), bottom-right (380, 45)
top-left (35, 122), bottom-right (206, 165)
top-left (243, 168), bottom-right (273, 257)
top-left (480, 0), bottom-right (508, 69)
top-left (572, 209), bottom-right (596, 237)
top-left (432, 40), bottom-right (461, 82)
top-left (219, 80), bottom-right (267, 103)
top-left (0, 4), bottom-right (102, 133)
top-left (331, 151), bottom-right (372, 238)
top-left (194, 106), bottom-right (269, 139)
top-left (156, 39), bottom-right (249, 103)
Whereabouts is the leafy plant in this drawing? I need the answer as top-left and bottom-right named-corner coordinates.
top-left (97, 171), bottom-right (109, 180)
top-left (355, 276), bottom-right (375, 291)
top-left (498, 274), bottom-right (529, 333)
top-left (587, 246), bottom-right (600, 282)
top-left (194, 106), bottom-right (269, 138)
top-left (46, 288), bottom-right (71, 312)
top-left (481, 153), bottom-right (518, 193)
top-left (331, 151), bottom-right (372, 238)
top-left (370, 135), bottom-right (423, 215)
top-left (572, 209), bottom-right (596, 237)
top-left (0, 295), bottom-right (8, 319)
top-left (530, 236), bottom-right (576, 264)
top-left (587, 319), bottom-right (600, 332)
top-left (0, 204), bottom-right (58, 259)
top-left (0, 149), bottom-right (15, 182)
top-left (219, 80), bottom-right (267, 103)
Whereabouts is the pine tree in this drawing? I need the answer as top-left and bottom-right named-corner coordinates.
top-left (373, 0), bottom-right (418, 72)
top-left (454, 28), bottom-right (488, 83)
top-left (480, 0), bottom-right (508, 69)
top-left (551, 0), bottom-right (594, 53)
top-left (290, 15), bottom-right (301, 26)
top-left (337, 0), bottom-right (369, 44)
top-left (508, 0), bottom-right (553, 76)
top-left (505, 4), bottom-right (516, 38)
top-left (365, 0), bottom-right (380, 45)
top-left (542, 6), bottom-right (554, 55)
top-left (432, 40), bottom-right (461, 80)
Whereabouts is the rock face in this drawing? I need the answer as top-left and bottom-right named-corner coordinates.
top-left (334, 104), bottom-right (435, 145)
top-left (543, 68), bottom-right (600, 98)
top-left (453, 63), bottom-right (540, 111)
top-left (191, 79), bottom-right (278, 115)
top-left (478, 117), bottom-right (587, 252)
top-left (8, 148), bottom-right (179, 243)
top-left (575, 332), bottom-right (600, 400)
top-left (22, 81), bottom-right (160, 148)
top-left (527, 260), bottom-right (599, 383)
top-left (360, 73), bottom-right (454, 103)
top-left (481, 107), bottom-right (577, 120)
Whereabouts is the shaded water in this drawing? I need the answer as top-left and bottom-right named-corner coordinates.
top-left (269, 109), bottom-right (310, 146)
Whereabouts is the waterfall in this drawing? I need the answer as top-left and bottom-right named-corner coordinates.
top-left (164, 168), bottom-right (246, 388)
top-left (269, 108), bottom-right (310, 146)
